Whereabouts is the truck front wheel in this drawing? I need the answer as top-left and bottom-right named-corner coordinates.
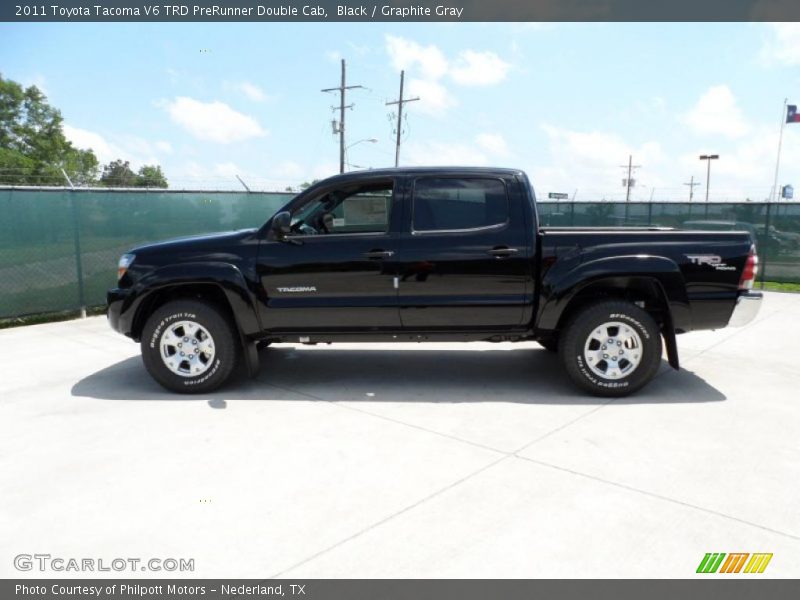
top-left (559, 301), bottom-right (662, 397)
top-left (141, 299), bottom-right (239, 394)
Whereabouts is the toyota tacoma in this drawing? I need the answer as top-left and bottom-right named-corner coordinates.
top-left (107, 167), bottom-right (762, 396)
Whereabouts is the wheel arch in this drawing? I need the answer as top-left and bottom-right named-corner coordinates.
top-left (127, 262), bottom-right (259, 340)
top-left (537, 256), bottom-right (688, 369)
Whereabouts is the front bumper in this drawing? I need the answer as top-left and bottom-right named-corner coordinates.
top-left (107, 288), bottom-right (134, 335)
top-left (727, 290), bottom-right (763, 328)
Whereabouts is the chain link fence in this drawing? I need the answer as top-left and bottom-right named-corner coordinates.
top-left (0, 188), bottom-right (291, 318)
top-left (1, 188), bottom-right (799, 319)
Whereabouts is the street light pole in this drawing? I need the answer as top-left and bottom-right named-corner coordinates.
top-left (699, 154), bottom-right (719, 202)
top-left (343, 138), bottom-right (378, 170)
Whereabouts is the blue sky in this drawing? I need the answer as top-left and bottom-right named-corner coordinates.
top-left (1, 22), bottom-right (798, 199)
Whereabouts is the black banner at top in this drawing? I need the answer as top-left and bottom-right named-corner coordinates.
top-left (4, 0), bottom-right (800, 22)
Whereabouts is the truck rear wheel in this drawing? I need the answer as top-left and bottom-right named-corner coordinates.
top-left (141, 299), bottom-right (238, 394)
top-left (559, 300), bottom-right (662, 397)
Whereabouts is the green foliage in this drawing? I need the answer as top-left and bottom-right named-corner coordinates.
top-left (0, 74), bottom-right (167, 189)
top-left (762, 281), bottom-right (800, 293)
top-left (100, 159), bottom-right (137, 187)
top-left (136, 164), bottom-right (168, 188)
top-left (299, 179), bottom-right (321, 190)
top-left (100, 160), bottom-right (168, 188)
top-left (0, 73), bottom-right (99, 185)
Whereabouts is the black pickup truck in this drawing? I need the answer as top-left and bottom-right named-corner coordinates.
top-left (107, 167), bottom-right (762, 396)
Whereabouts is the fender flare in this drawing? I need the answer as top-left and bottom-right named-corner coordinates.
top-left (130, 262), bottom-right (262, 376)
top-left (537, 255), bottom-right (689, 369)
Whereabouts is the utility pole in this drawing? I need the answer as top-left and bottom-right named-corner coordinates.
top-left (322, 59), bottom-right (363, 174)
top-left (620, 155), bottom-right (641, 202)
top-left (385, 70), bottom-right (419, 167)
top-left (683, 175), bottom-right (700, 202)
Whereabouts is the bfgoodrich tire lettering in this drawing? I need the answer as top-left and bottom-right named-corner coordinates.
top-left (141, 300), bottom-right (238, 393)
top-left (559, 300), bottom-right (662, 397)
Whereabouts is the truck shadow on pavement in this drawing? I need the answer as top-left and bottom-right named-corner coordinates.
top-left (71, 345), bottom-right (726, 407)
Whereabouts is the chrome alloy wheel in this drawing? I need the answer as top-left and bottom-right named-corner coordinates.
top-left (582, 321), bottom-right (643, 380)
top-left (159, 320), bottom-right (216, 377)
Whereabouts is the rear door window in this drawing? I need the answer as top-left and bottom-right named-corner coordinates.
top-left (412, 177), bottom-right (509, 232)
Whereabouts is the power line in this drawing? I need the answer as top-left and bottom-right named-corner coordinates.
top-left (385, 70), bottom-right (420, 168)
top-left (321, 58), bottom-right (364, 174)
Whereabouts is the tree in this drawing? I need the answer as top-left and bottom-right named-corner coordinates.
top-left (299, 179), bottom-right (320, 190)
top-left (101, 160), bottom-right (168, 188)
top-left (136, 164), bottom-right (168, 188)
top-left (100, 160), bottom-right (137, 187)
top-left (0, 74), bottom-right (98, 185)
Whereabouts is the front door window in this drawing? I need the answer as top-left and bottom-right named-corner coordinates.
top-left (290, 182), bottom-right (393, 236)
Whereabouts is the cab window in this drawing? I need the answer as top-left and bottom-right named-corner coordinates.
top-left (290, 182), bottom-right (393, 235)
top-left (412, 177), bottom-right (508, 232)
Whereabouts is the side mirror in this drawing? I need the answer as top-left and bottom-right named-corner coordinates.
top-left (271, 211), bottom-right (292, 237)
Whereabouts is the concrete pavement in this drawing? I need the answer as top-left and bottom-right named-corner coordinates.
top-left (1, 291), bottom-right (799, 578)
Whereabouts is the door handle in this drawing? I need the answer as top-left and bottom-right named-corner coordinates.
top-left (363, 249), bottom-right (395, 259)
top-left (486, 247), bottom-right (519, 258)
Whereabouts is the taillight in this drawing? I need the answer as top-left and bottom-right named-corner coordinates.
top-left (739, 245), bottom-right (758, 290)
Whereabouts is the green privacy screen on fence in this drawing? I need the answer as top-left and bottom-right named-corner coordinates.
top-left (0, 189), bottom-right (291, 318)
top-left (1, 188), bottom-right (799, 319)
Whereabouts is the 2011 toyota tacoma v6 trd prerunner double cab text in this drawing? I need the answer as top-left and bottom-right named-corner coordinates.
top-left (107, 167), bottom-right (762, 396)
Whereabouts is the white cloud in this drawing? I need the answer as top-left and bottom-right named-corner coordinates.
top-left (270, 160), bottom-right (305, 180)
top-left (403, 133), bottom-right (512, 167)
top-left (384, 36), bottom-right (512, 118)
top-left (532, 125), bottom-right (665, 197)
top-left (213, 162), bottom-right (241, 177)
top-left (22, 74), bottom-right (48, 95)
top-left (760, 23), bottom-right (800, 66)
top-left (64, 126), bottom-right (168, 168)
top-left (450, 50), bottom-right (511, 86)
top-left (404, 140), bottom-right (491, 167)
top-left (155, 141), bottom-right (173, 154)
top-left (346, 41), bottom-right (371, 56)
top-left (239, 81), bottom-right (267, 102)
top-left (677, 125), bottom-right (800, 200)
top-left (531, 120), bottom-right (797, 201)
top-left (63, 125), bottom-right (122, 164)
top-left (476, 133), bottom-right (510, 157)
top-left (311, 162), bottom-right (338, 181)
top-left (682, 85), bottom-right (750, 139)
top-left (176, 161), bottom-right (204, 178)
top-left (385, 35), bottom-right (449, 80)
top-left (406, 78), bottom-right (457, 115)
top-left (162, 96), bottom-right (267, 143)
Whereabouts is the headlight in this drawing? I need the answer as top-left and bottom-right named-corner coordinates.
top-left (118, 253), bottom-right (135, 280)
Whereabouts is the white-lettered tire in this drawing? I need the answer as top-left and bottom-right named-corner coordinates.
top-left (559, 300), bottom-right (662, 397)
top-left (141, 300), bottom-right (238, 393)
